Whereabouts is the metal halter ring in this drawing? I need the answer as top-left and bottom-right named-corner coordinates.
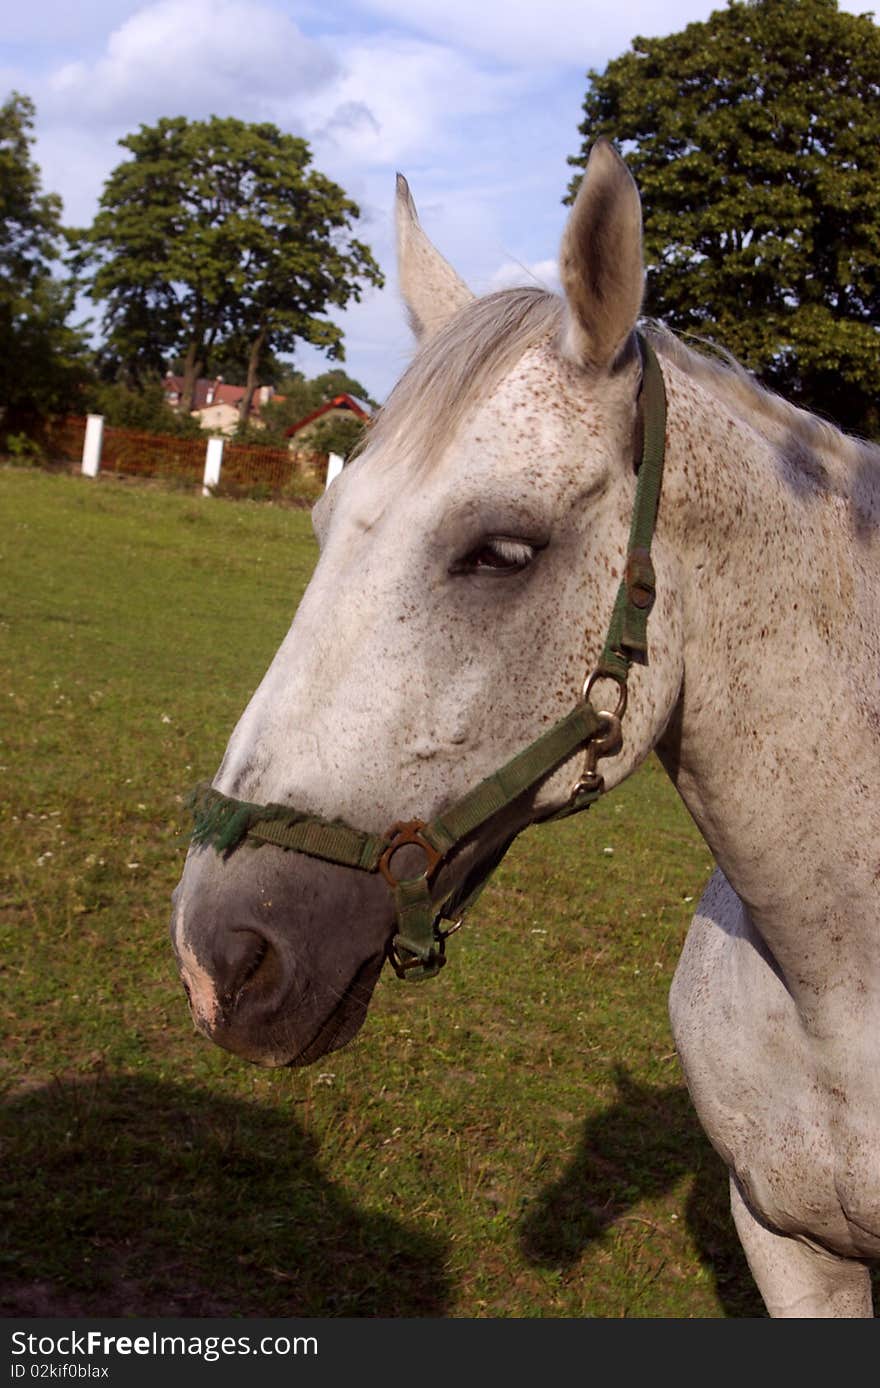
top-left (582, 669), bottom-right (628, 721)
top-left (572, 670), bottom-right (628, 798)
top-left (378, 819), bottom-right (442, 887)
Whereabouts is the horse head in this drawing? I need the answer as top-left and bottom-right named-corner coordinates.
top-left (169, 140), bottom-right (685, 1066)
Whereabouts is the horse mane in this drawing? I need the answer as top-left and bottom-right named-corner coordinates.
top-left (360, 285), bottom-right (879, 480)
top-left (360, 287), bottom-right (564, 473)
top-left (642, 320), bottom-right (880, 474)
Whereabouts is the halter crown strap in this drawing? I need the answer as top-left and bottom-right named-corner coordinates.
top-left (187, 331), bottom-right (668, 979)
top-left (596, 335), bottom-right (667, 681)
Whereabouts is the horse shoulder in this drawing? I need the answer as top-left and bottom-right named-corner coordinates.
top-left (669, 870), bottom-right (854, 1249)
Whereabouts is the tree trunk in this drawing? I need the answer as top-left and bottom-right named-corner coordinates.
top-left (238, 327), bottom-right (267, 425)
top-left (180, 342), bottom-right (204, 416)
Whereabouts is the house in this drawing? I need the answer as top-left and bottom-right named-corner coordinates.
top-left (284, 393), bottom-right (371, 441)
top-left (163, 374), bottom-right (278, 435)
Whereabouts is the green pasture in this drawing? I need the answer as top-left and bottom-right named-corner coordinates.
top-left (0, 466), bottom-right (760, 1318)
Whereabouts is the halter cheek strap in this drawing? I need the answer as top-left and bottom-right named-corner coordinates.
top-left (187, 332), bottom-right (667, 980)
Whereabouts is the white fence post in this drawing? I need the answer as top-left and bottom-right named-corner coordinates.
top-left (81, 414), bottom-right (104, 478)
top-left (325, 451), bottom-right (344, 489)
top-left (203, 436), bottom-right (224, 496)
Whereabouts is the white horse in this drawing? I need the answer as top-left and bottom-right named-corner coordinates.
top-left (171, 139), bottom-right (880, 1317)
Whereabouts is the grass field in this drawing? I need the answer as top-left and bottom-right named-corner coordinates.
top-left (0, 466), bottom-right (766, 1318)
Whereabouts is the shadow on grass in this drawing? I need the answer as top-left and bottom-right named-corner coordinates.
top-left (0, 1072), bottom-right (450, 1318)
top-left (519, 1066), bottom-right (766, 1318)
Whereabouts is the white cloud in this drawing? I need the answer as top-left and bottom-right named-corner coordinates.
top-left (350, 0), bottom-right (721, 68)
top-left (289, 275), bottom-right (416, 395)
top-left (40, 0), bottom-right (334, 128)
top-left (297, 35), bottom-right (518, 169)
top-left (15, 0), bottom-right (342, 231)
top-left (354, 0), bottom-right (877, 67)
top-left (3, 2), bottom-right (142, 46)
top-left (488, 256), bottom-right (561, 294)
top-left (31, 126), bottom-right (123, 230)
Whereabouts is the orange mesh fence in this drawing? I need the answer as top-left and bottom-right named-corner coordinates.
top-left (217, 443), bottom-right (327, 496)
top-left (44, 416), bottom-right (87, 463)
top-left (13, 412), bottom-right (328, 496)
top-left (221, 441), bottom-right (298, 492)
top-left (100, 424), bottom-right (206, 481)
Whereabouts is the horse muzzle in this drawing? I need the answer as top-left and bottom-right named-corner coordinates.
top-left (169, 841), bottom-right (391, 1066)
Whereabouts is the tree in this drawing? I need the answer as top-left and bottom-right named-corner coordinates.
top-left (567, 0), bottom-right (880, 437)
top-left (82, 377), bottom-right (202, 437)
top-left (250, 367), bottom-right (376, 452)
top-left (262, 365), bottom-right (376, 423)
top-left (0, 92), bottom-right (89, 423)
top-left (74, 116), bottom-right (384, 422)
top-left (303, 411), bottom-right (367, 460)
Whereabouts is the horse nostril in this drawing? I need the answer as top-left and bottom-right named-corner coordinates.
top-left (216, 928), bottom-right (271, 1008)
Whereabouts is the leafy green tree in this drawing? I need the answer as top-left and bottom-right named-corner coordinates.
top-left (259, 366), bottom-right (377, 434)
top-left (75, 115), bottom-right (384, 421)
top-left (245, 367), bottom-right (373, 451)
top-left (171, 337), bottom-right (286, 391)
top-left (302, 411), bottom-right (367, 460)
top-left (567, 0), bottom-right (880, 437)
top-left (230, 366), bottom-right (375, 452)
top-left (83, 377), bottom-right (202, 437)
top-left (0, 92), bottom-right (89, 424)
top-left (299, 366), bottom-right (378, 411)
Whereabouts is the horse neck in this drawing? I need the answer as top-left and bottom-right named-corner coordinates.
top-left (654, 356), bottom-right (880, 984)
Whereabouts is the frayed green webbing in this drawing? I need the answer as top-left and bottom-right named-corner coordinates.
top-left (187, 701), bottom-right (606, 978)
top-left (188, 784), bottom-right (386, 869)
top-left (188, 784), bottom-right (272, 855)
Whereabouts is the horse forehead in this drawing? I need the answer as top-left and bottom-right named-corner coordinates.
top-left (471, 345), bottom-right (591, 446)
top-left (340, 344), bottom-right (601, 529)
top-left (450, 350), bottom-right (619, 492)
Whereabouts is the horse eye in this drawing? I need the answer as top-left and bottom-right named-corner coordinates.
top-left (455, 538), bottom-right (536, 574)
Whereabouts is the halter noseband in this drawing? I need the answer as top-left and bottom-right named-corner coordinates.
top-left (188, 333), bottom-right (667, 980)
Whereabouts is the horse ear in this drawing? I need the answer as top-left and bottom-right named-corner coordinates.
top-left (559, 138), bottom-right (644, 369)
top-left (396, 173), bottom-right (474, 341)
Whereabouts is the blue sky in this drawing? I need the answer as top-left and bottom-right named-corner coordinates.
top-left (3, 0), bottom-right (875, 400)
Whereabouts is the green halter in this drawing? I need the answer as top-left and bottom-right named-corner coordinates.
top-left (188, 332), bottom-right (667, 979)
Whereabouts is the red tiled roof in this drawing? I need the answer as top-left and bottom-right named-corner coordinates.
top-left (164, 376), bottom-right (271, 411)
top-left (284, 394), bottom-right (371, 437)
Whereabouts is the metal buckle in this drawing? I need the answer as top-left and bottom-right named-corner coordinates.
top-left (385, 916), bottom-right (463, 982)
top-left (378, 819), bottom-right (442, 887)
top-left (572, 670), bottom-right (628, 797)
top-left (388, 942), bottom-right (436, 976)
top-left (387, 914), bottom-right (462, 979)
